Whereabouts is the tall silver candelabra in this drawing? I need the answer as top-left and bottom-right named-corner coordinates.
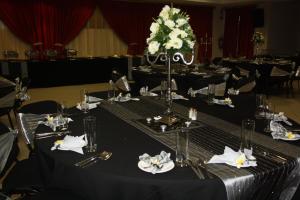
top-left (146, 50), bottom-right (194, 116)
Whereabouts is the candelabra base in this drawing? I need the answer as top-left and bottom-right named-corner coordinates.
top-left (159, 115), bottom-right (179, 126)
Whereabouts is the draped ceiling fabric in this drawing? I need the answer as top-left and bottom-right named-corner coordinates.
top-left (0, 0), bottom-right (95, 51)
top-left (223, 6), bottom-right (254, 58)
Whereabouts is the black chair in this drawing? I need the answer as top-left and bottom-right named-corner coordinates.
top-left (2, 104), bottom-right (85, 200)
top-left (18, 100), bottom-right (59, 115)
top-left (0, 122), bottom-right (18, 178)
top-left (16, 100), bottom-right (59, 152)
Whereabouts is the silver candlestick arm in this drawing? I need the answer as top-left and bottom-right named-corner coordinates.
top-left (173, 50), bottom-right (194, 65)
top-left (146, 51), bottom-right (167, 66)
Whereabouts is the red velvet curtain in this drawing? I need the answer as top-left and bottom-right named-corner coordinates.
top-left (181, 6), bottom-right (213, 62)
top-left (0, 0), bottom-right (95, 50)
top-left (99, 1), bottom-right (213, 59)
top-left (223, 6), bottom-right (254, 58)
top-left (98, 1), bottom-right (162, 55)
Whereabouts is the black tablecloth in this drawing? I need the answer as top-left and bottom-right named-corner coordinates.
top-left (132, 69), bottom-right (225, 93)
top-left (33, 93), bottom-right (300, 200)
top-left (35, 102), bottom-right (226, 200)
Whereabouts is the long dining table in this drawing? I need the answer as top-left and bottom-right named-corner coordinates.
top-left (27, 92), bottom-right (300, 200)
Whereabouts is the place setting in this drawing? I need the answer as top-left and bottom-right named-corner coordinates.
top-left (35, 102), bottom-right (73, 140)
top-left (76, 89), bottom-right (102, 113)
top-left (260, 101), bottom-right (300, 141)
top-left (207, 119), bottom-right (257, 169)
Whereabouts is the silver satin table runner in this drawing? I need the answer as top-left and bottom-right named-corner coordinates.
top-left (101, 97), bottom-right (300, 200)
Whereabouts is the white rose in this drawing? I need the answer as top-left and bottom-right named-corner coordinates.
top-left (165, 20), bottom-right (175, 29)
top-left (157, 18), bottom-right (162, 24)
top-left (159, 5), bottom-right (170, 20)
top-left (179, 30), bottom-right (188, 38)
top-left (169, 28), bottom-right (187, 39)
top-left (172, 37), bottom-right (183, 49)
top-left (150, 22), bottom-right (159, 34)
top-left (148, 41), bottom-right (160, 54)
top-left (172, 8), bottom-right (180, 15)
top-left (176, 18), bottom-right (187, 27)
top-left (164, 37), bottom-right (183, 50)
top-left (187, 40), bottom-right (195, 49)
top-left (146, 33), bottom-right (156, 44)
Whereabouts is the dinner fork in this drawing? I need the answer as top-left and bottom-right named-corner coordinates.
top-left (75, 151), bottom-right (112, 168)
top-left (35, 130), bottom-right (71, 139)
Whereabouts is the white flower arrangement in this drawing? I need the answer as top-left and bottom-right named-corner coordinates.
top-left (252, 31), bottom-right (264, 45)
top-left (146, 5), bottom-right (196, 55)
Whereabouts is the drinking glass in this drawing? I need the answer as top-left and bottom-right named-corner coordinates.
top-left (207, 84), bottom-right (215, 105)
top-left (255, 94), bottom-right (266, 119)
top-left (176, 127), bottom-right (189, 167)
top-left (56, 101), bottom-right (68, 130)
top-left (160, 80), bottom-right (167, 100)
top-left (80, 89), bottom-right (89, 113)
top-left (240, 119), bottom-right (255, 152)
top-left (107, 80), bottom-right (115, 104)
top-left (83, 116), bottom-right (97, 153)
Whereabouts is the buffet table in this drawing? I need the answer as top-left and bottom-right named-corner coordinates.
top-left (23, 93), bottom-right (300, 200)
top-left (1, 56), bottom-right (143, 88)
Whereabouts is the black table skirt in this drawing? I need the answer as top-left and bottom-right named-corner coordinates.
top-left (35, 106), bottom-right (226, 200)
top-left (34, 92), bottom-right (300, 200)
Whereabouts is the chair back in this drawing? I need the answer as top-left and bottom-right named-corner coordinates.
top-left (0, 127), bottom-right (17, 174)
top-left (16, 113), bottom-right (46, 150)
top-left (239, 81), bottom-right (256, 93)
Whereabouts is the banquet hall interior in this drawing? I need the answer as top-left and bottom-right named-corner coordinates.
top-left (1, 0), bottom-right (300, 200)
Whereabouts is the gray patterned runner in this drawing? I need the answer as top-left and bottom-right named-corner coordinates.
top-left (101, 97), bottom-right (300, 200)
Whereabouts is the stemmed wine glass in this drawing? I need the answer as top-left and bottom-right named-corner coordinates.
top-left (80, 89), bottom-right (89, 113)
top-left (264, 102), bottom-right (275, 133)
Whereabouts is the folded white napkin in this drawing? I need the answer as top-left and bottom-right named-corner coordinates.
top-left (140, 86), bottom-right (158, 96)
top-left (139, 151), bottom-right (173, 174)
top-left (215, 67), bottom-right (231, 73)
top-left (187, 87), bottom-right (208, 97)
top-left (38, 115), bottom-right (73, 131)
top-left (76, 102), bottom-right (100, 110)
top-left (270, 121), bottom-right (300, 140)
top-left (171, 92), bottom-right (188, 100)
top-left (87, 96), bottom-right (103, 103)
top-left (113, 93), bottom-right (140, 102)
top-left (264, 112), bottom-right (292, 126)
top-left (227, 88), bottom-right (239, 95)
top-left (191, 71), bottom-right (207, 76)
top-left (51, 135), bottom-right (87, 154)
top-left (208, 146), bottom-right (257, 168)
top-left (213, 98), bottom-right (235, 108)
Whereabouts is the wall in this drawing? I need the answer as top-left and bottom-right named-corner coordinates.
top-left (264, 1), bottom-right (299, 55)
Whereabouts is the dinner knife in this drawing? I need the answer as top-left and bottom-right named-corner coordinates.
top-left (35, 130), bottom-right (71, 138)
